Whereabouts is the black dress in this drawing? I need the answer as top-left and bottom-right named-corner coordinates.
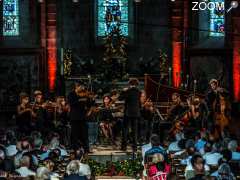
top-left (16, 106), bottom-right (32, 136)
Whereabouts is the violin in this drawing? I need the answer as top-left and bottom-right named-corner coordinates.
top-left (30, 101), bottom-right (57, 112)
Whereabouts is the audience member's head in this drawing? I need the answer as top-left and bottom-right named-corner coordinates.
top-left (20, 155), bottom-right (31, 168)
top-left (177, 139), bottom-right (187, 150)
top-left (150, 134), bottom-right (161, 147)
top-left (36, 167), bottom-right (50, 180)
top-left (43, 159), bottom-right (55, 172)
top-left (49, 137), bottom-right (60, 150)
top-left (33, 138), bottom-right (43, 150)
top-left (21, 140), bottom-right (31, 151)
top-left (204, 142), bottom-right (212, 153)
top-left (220, 149), bottom-right (232, 164)
top-left (66, 160), bottom-right (80, 175)
top-left (191, 154), bottom-right (205, 174)
top-left (6, 130), bottom-right (16, 145)
top-left (228, 140), bottom-right (238, 152)
top-left (212, 142), bottom-right (222, 153)
top-left (185, 139), bottom-right (195, 149)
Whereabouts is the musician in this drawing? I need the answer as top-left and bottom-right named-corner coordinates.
top-left (55, 96), bottom-right (70, 146)
top-left (214, 90), bottom-right (231, 138)
top-left (99, 95), bottom-right (115, 144)
top-left (206, 79), bottom-right (223, 130)
top-left (17, 92), bottom-right (36, 136)
top-left (55, 96), bottom-right (69, 126)
top-left (186, 96), bottom-right (209, 133)
top-left (68, 82), bottom-right (91, 152)
top-left (140, 91), bottom-right (154, 143)
top-left (167, 93), bottom-right (186, 122)
top-left (119, 78), bottom-right (141, 151)
top-left (32, 90), bottom-right (47, 133)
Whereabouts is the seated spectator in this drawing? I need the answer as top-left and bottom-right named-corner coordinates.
top-left (203, 142), bottom-right (223, 166)
top-left (181, 143), bottom-right (196, 165)
top-left (40, 136), bottom-right (68, 160)
top-left (142, 134), bottom-right (164, 162)
top-left (168, 132), bottom-right (184, 152)
top-left (65, 160), bottom-right (87, 180)
top-left (5, 130), bottom-right (18, 157)
top-left (194, 132), bottom-right (207, 154)
top-left (144, 135), bottom-right (167, 164)
top-left (215, 163), bottom-right (235, 180)
top-left (211, 149), bottom-right (232, 177)
top-left (74, 148), bottom-right (91, 179)
top-left (228, 140), bottom-right (240, 161)
top-left (14, 139), bottom-right (32, 168)
top-left (15, 155), bottom-right (36, 177)
top-left (185, 154), bottom-right (210, 180)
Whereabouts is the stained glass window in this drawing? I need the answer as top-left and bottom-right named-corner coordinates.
top-left (3, 0), bottom-right (19, 36)
top-left (97, 0), bottom-right (128, 37)
top-left (209, 0), bottom-right (225, 37)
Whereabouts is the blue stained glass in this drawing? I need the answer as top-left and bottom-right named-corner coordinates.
top-left (209, 0), bottom-right (225, 37)
top-left (97, 0), bottom-right (128, 36)
top-left (3, 0), bottom-right (19, 36)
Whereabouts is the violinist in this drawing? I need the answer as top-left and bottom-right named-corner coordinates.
top-left (167, 93), bottom-right (186, 122)
top-left (68, 82), bottom-right (91, 152)
top-left (99, 95), bottom-right (115, 145)
top-left (55, 96), bottom-right (70, 146)
top-left (140, 91), bottom-right (154, 142)
top-left (32, 90), bottom-right (47, 133)
top-left (17, 92), bottom-right (36, 136)
top-left (55, 96), bottom-right (70, 126)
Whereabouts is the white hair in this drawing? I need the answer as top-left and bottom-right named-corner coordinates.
top-left (66, 160), bottom-right (80, 175)
top-left (49, 137), bottom-right (60, 149)
top-left (36, 167), bottom-right (50, 180)
top-left (228, 140), bottom-right (238, 152)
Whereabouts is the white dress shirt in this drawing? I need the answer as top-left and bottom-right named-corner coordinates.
top-left (203, 152), bottom-right (223, 166)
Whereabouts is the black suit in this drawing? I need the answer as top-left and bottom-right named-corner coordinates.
top-left (68, 91), bottom-right (90, 151)
top-left (119, 86), bottom-right (141, 149)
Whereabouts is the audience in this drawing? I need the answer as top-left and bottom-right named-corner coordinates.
top-left (0, 123), bottom-right (238, 179)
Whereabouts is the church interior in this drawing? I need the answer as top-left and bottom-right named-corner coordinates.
top-left (0, 0), bottom-right (240, 179)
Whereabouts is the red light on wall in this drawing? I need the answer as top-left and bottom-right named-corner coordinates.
top-left (48, 49), bottom-right (57, 91)
top-left (172, 42), bottom-right (182, 88)
top-left (233, 41), bottom-right (240, 101)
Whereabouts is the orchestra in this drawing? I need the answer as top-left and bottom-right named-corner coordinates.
top-left (15, 78), bottom-right (229, 151)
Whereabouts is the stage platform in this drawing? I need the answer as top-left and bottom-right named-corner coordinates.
top-left (89, 145), bottom-right (140, 164)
